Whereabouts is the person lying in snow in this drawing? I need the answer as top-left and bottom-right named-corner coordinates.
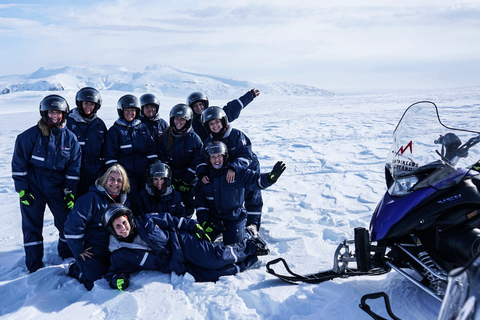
top-left (102, 203), bottom-right (269, 290)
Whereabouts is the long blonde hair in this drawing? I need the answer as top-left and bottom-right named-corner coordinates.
top-left (97, 164), bottom-right (131, 193)
top-left (38, 119), bottom-right (51, 136)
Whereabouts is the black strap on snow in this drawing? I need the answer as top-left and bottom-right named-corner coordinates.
top-left (265, 258), bottom-right (344, 284)
top-left (359, 292), bottom-right (401, 320)
top-left (266, 257), bottom-right (390, 285)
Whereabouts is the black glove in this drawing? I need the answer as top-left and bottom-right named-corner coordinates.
top-left (472, 160), bottom-right (480, 171)
top-left (109, 273), bottom-right (130, 291)
top-left (267, 161), bottom-right (286, 184)
top-left (172, 178), bottom-right (190, 193)
top-left (63, 188), bottom-right (75, 210)
top-left (201, 220), bottom-right (217, 235)
top-left (193, 223), bottom-right (212, 242)
top-left (178, 181), bottom-right (191, 193)
top-left (19, 190), bottom-right (35, 206)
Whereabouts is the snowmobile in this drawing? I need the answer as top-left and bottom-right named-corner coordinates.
top-left (266, 101), bottom-right (480, 302)
top-left (437, 251), bottom-right (480, 320)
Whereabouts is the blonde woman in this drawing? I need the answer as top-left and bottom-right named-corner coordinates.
top-left (64, 164), bottom-right (130, 290)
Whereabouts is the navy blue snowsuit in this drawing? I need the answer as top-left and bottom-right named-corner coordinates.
top-left (105, 213), bottom-right (258, 285)
top-left (140, 114), bottom-right (168, 144)
top-left (64, 182), bottom-right (129, 288)
top-left (104, 119), bottom-right (157, 202)
top-left (11, 121), bottom-right (82, 272)
top-left (157, 127), bottom-right (203, 217)
top-left (67, 109), bottom-right (107, 198)
top-left (200, 126), bottom-right (264, 229)
top-left (135, 186), bottom-right (187, 218)
top-left (195, 166), bottom-right (273, 245)
top-left (192, 90), bottom-right (257, 141)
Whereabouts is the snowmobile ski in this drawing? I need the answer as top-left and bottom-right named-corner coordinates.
top-left (266, 257), bottom-right (388, 285)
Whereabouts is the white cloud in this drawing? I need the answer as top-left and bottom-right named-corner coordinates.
top-left (1, 1), bottom-right (480, 93)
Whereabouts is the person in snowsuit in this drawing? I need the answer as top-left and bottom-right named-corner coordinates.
top-left (104, 94), bottom-right (158, 203)
top-left (139, 93), bottom-right (168, 143)
top-left (67, 87), bottom-right (107, 198)
top-left (195, 141), bottom-right (286, 245)
top-left (186, 89), bottom-right (260, 142)
top-left (157, 104), bottom-right (203, 218)
top-left (64, 164), bottom-right (130, 290)
top-left (11, 94), bottom-right (82, 273)
top-left (102, 203), bottom-right (269, 290)
top-left (135, 161), bottom-right (187, 218)
top-left (199, 106), bottom-right (264, 235)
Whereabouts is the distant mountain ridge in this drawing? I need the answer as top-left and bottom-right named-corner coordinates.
top-left (0, 65), bottom-right (334, 98)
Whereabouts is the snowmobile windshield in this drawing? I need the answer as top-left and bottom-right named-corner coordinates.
top-left (386, 101), bottom-right (480, 196)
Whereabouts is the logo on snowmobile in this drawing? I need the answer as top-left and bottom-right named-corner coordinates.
top-left (396, 141), bottom-right (413, 155)
top-left (437, 194), bottom-right (462, 204)
top-left (392, 159), bottom-right (418, 171)
top-left (392, 141), bottom-right (418, 171)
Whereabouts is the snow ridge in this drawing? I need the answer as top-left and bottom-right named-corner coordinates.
top-left (0, 65), bottom-right (334, 98)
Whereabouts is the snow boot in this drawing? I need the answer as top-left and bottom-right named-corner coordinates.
top-left (249, 237), bottom-right (270, 256)
top-left (245, 229), bottom-right (270, 256)
top-left (246, 224), bottom-right (258, 237)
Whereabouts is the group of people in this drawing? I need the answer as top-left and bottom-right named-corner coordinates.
top-left (11, 87), bottom-right (286, 290)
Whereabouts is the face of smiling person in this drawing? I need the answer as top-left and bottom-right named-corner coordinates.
top-left (106, 171), bottom-right (123, 195)
top-left (124, 108), bottom-right (137, 122)
top-left (112, 215), bottom-right (131, 238)
top-left (82, 101), bottom-right (96, 115)
top-left (209, 153), bottom-right (224, 170)
top-left (143, 104), bottom-right (156, 118)
top-left (174, 116), bottom-right (187, 131)
top-left (152, 177), bottom-right (165, 190)
top-left (208, 119), bottom-right (223, 134)
top-left (192, 101), bottom-right (205, 115)
top-left (47, 110), bottom-right (63, 125)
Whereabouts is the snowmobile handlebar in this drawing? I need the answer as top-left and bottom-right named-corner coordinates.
top-left (435, 133), bottom-right (480, 164)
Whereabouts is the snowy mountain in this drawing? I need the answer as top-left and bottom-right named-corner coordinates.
top-left (0, 65), bottom-right (334, 98)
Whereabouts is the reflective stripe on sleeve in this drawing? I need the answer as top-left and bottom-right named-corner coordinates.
top-left (24, 241), bottom-right (43, 247)
top-left (177, 217), bottom-right (185, 229)
top-left (64, 234), bottom-right (84, 240)
top-left (12, 171), bottom-right (28, 176)
top-left (140, 252), bottom-right (149, 266)
top-left (31, 155), bottom-right (45, 162)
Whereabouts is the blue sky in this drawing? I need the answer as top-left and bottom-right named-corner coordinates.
top-left (1, 0), bottom-right (479, 93)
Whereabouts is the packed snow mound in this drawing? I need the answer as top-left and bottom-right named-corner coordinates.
top-left (0, 65), bottom-right (334, 98)
top-left (1, 81), bottom-right (65, 94)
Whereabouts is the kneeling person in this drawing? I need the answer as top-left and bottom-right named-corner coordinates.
top-left (103, 204), bottom-right (268, 290)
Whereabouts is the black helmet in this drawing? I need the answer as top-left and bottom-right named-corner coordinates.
top-left (75, 87), bottom-right (102, 117)
top-left (204, 140), bottom-right (229, 167)
top-left (39, 94), bottom-right (70, 127)
top-left (147, 161), bottom-right (172, 190)
top-left (102, 203), bottom-right (135, 239)
top-left (117, 94), bottom-right (140, 120)
top-left (187, 92), bottom-right (209, 109)
top-left (140, 93), bottom-right (160, 116)
top-left (201, 106), bottom-right (229, 134)
top-left (169, 103), bottom-right (193, 131)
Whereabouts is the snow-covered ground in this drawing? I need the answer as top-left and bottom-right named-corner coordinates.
top-left (1, 87), bottom-right (480, 319)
